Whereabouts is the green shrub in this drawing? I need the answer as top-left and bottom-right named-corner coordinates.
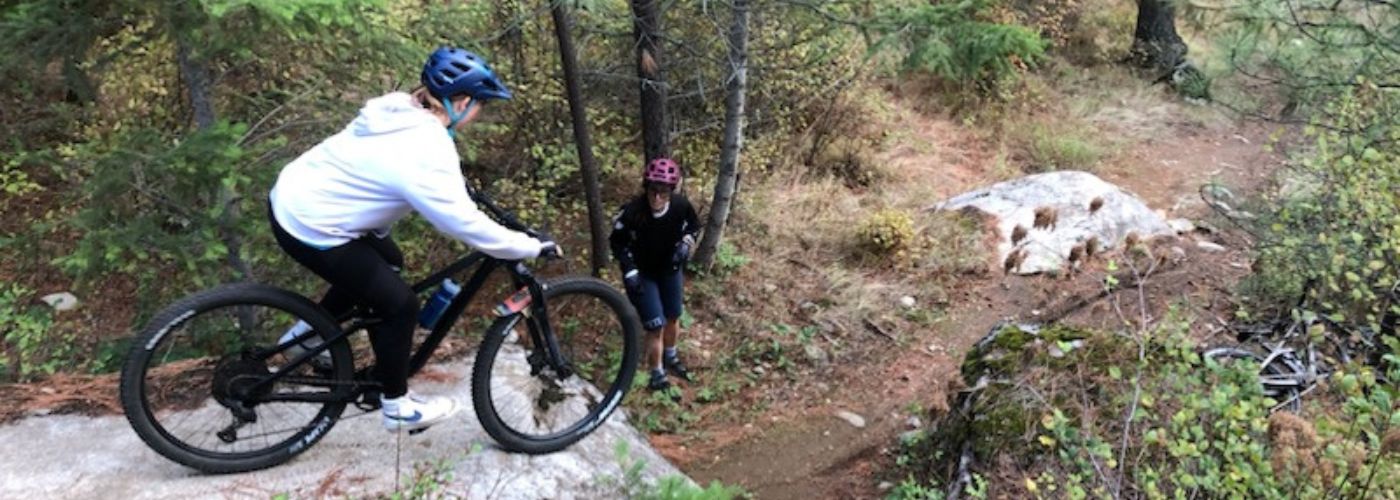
top-left (1014, 122), bottom-right (1103, 171)
top-left (858, 209), bottom-right (917, 257)
top-left (889, 317), bottom-right (1400, 498)
top-left (874, 0), bottom-right (1047, 91)
top-left (1242, 94), bottom-right (1400, 327)
top-left (0, 284), bottom-right (63, 382)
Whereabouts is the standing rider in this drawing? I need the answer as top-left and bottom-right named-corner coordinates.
top-left (610, 158), bottom-right (700, 395)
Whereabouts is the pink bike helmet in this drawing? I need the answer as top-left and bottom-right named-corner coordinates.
top-left (644, 157), bottom-right (681, 187)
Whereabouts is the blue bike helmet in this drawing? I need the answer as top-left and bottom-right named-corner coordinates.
top-left (421, 47), bottom-right (513, 101)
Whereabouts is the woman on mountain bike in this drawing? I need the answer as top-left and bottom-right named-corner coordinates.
top-left (610, 158), bottom-right (700, 394)
top-left (267, 46), bottom-right (559, 433)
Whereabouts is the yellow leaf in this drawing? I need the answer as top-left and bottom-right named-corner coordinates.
top-left (1025, 478), bottom-right (1039, 493)
top-left (1039, 435), bottom-right (1056, 447)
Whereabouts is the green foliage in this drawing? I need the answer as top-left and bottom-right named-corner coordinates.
top-left (377, 458), bottom-right (455, 500)
top-left (0, 284), bottom-right (63, 381)
top-left (888, 477), bottom-right (947, 499)
top-left (874, 0), bottom-right (1047, 90)
top-left (891, 318), bottom-right (1400, 498)
top-left (1205, 0), bottom-right (1400, 132)
top-left (1242, 94), bottom-right (1400, 326)
top-left (0, 155), bottom-right (43, 198)
top-left (607, 440), bottom-right (746, 499)
top-left (55, 122), bottom-right (272, 294)
top-left (705, 242), bottom-right (751, 277)
top-left (1012, 122), bottom-right (1103, 171)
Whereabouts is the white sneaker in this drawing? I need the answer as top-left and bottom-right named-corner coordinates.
top-left (381, 392), bottom-right (459, 433)
top-left (278, 320), bottom-right (332, 367)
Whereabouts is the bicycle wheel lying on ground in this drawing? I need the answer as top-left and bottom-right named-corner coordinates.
top-left (1202, 346), bottom-right (1303, 413)
top-left (120, 283), bottom-right (354, 473)
top-left (472, 276), bottom-right (641, 454)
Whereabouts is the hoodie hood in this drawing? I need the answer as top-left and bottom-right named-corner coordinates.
top-left (350, 92), bottom-right (441, 136)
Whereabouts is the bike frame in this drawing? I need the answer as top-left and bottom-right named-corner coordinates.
top-left (238, 187), bottom-right (567, 406)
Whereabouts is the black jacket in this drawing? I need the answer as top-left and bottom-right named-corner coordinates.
top-left (609, 194), bottom-right (700, 275)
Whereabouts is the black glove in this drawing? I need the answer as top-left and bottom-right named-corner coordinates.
top-left (671, 234), bottom-right (695, 269)
top-left (623, 269), bottom-right (643, 295)
top-left (537, 237), bottom-right (563, 260)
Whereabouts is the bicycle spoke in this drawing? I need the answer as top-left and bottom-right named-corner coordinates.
top-left (474, 278), bottom-right (638, 453)
top-left (122, 286), bottom-right (352, 472)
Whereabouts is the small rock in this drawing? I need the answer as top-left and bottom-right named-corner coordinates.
top-left (834, 410), bottom-right (866, 429)
top-left (815, 382), bottom-right (831, 393)
top-left (762, 284), bottom-right (778, 293)
top-left (752, 366), bottom-right (766, 376)
top-left (799, 301), bottom-right (819, 313)
top-left (803, 345), bottom-right (829, 366)
top-left (1167, 218), bottom-right (1196, 234)
top-left (899, 296), bottom-right (916, 308)
top-left (701, 350), bottom-right (712, 361)
top-left (906, 416), bottom-right (923, 429)
top-left (1170, 246), bottom-right (1188, 262)
top-left (1196, 241), bottom-right (1227, 253)
top-left (878, 481), bottom-right (895, 492)
top-left (40, 292), bottom-right (79, 312)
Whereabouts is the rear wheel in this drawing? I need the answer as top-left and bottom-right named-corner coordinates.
top-left (472, 276), bottom-right (641, 454)
top-left (119, 283), bottom-right (354, 473)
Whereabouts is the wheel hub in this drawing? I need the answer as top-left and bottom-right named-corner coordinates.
top-left (212, 353), bottom-right (272, 421)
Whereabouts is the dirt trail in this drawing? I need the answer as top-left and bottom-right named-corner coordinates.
top-left (682, 98), bottom-right (1284, 497)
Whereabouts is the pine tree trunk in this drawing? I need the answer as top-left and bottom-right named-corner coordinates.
top-left (693, 0), bottom-right (750, 270)
top-left (551, 2), bottom-right (609, 276)
top-left (176, 42), bottom-right (216, 130)
top-left (1130, 0), bottom-right (1188, 76)
top-left (630, 0), bottom-right (669, 161)
top-left (177, 38), bottom-right (253, 284)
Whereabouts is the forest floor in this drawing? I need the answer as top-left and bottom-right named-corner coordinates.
top-left (665, 70), bottom-right (1292, 498)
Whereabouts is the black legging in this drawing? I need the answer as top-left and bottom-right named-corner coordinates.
top-left (268, 206), bottom-right (416, 398)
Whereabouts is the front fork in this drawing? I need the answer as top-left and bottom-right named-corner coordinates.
top-left (510, 263), bottom-right (573, 380)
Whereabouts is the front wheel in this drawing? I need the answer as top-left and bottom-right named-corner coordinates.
top-left (472, 276), bottom-right (641, 454)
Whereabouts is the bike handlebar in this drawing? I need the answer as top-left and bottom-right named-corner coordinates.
top-left (466, 181), bottom-right (560, 261)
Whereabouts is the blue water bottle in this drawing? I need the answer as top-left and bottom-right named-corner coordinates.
top-left (418, 279), bottom-right (461, 329)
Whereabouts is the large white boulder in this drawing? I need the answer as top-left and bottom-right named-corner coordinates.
top-left (933, 171), bottom-right (1174, 275)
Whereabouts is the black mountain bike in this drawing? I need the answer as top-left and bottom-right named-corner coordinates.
top-left (119, 187), bottom-right (641, 474)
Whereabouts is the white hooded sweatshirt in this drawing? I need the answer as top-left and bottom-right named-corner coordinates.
top-left (270, 92), bottom-right (543, 260)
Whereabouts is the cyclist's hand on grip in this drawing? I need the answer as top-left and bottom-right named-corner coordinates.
top-left (537, 237), bottom-right (564, 260)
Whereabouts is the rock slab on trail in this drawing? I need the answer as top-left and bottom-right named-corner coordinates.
top-left (0, 358), bottom-right (684, 499)
top-left (934, 170), bottom-right (1174, 275)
